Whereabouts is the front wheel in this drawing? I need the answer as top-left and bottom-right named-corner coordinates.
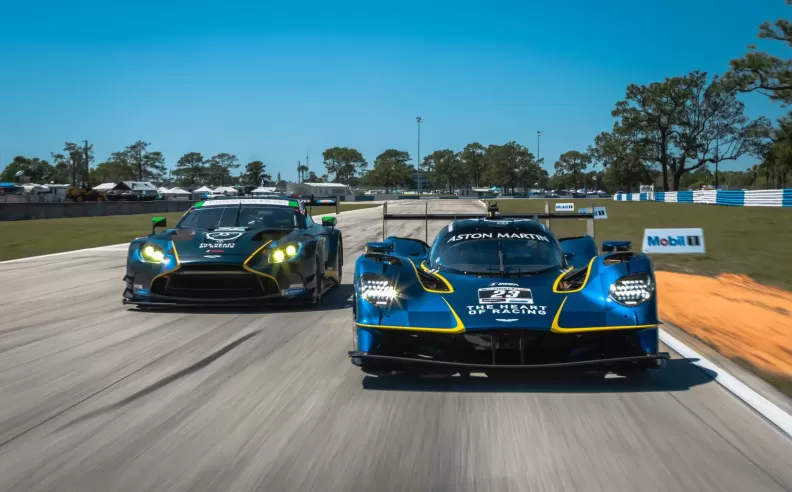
top-left (302, 255), bottom-right (322, 306)
top-left (334, 241), bottom-right (343, 285)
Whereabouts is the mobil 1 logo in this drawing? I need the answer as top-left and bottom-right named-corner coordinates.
top-left (478, 282), bottom-right (534, 304)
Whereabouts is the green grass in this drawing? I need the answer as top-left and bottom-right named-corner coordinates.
top-left (0, 203), bottom-right (377, 261)
top-left (487, 198), bottom-right (792, 290)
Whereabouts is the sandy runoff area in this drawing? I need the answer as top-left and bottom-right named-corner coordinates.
top-left (656, 272), bottom-right (792, 378)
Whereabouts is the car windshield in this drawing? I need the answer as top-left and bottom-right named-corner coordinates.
top-left (176, 205), bottom-right (306, 229)
top-left (430, 233), bottom-right (563, 275)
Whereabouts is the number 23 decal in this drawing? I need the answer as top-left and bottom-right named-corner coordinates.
top-left (490, 290), bottom-right (521, 298)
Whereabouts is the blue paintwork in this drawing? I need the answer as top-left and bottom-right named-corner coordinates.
top-left (353, 218), bottom-right (659, 354)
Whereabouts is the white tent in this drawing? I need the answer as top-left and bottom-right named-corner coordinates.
top-left (194, 186), bottom-right (214, 193)
top-left (251, 187), bottom-right (277, 195)
top-left (213, 186), bottom-right (239, 195)
top-left (163, 187), bottom-right (191, 195)
top-left (157, 186), bottom-right (170, 193)
top-left (23, 184), bottom-right (50, 193)
top-left (93, 182), bottom-right (117, 191)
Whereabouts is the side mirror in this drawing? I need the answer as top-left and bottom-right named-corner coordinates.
top-left (152, 216), bottom-right (167, 234)
top-left (602, 240), bottom-right (631, 253)
top-left (322, 216), bottom-right (337, 227)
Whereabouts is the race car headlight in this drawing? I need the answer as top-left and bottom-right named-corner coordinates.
top-left (609, 272), bottom-right (655, 306)
top-left (359, 274), bottom-right (400, 305)
top-left (139, 242), bottom-right (165, 264)
top-left (268, 242), bottom-right (302, 263)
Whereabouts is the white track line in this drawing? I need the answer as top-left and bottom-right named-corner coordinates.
top-left (0, 244), bottom-right (131, 264)
top-left (660, 328), bottom-right (792, 438)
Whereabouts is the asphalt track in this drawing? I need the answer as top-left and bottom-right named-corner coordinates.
top-left (0, 200), bottom-right (791, 492)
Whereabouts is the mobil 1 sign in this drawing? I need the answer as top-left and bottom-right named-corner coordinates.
top-left (555, 202), bottom-right (574, 212)
top-left (642, 228), bottom-right (705, 254)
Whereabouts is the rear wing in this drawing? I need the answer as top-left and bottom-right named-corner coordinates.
top-left (380, 202), bottom-right (596, 242)
top-left (293, 194), bottom-right (339, 215)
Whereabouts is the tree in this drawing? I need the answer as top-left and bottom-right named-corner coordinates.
top-left (0, 156), bottom-right (60, 183)
top-left (173, 152), bottom-right (207, 186)
top-left (364, 149), bottom-right (413, 192)
top-left (90, 160), bottom-right (136, 185)
top-left (101, 141), bottom-right (165, 183)
top-left (242, 160), bottom-right (271, 186)
top-left (51, 142), bottom-right (93, 188)
top-left (306, 170), bottom-right (327, 182)
top-left (127, 141), bottom-right (165, 182)
top-left (590, 130), bottom-right (652, 193)
top-left (554, 150), bottom-right (591, 189)
top-left (422, 150), bottom-right (464, 192)
top-left (459, 143), bottom-right (487, 188)
top-left (726, 5), bottom-right (792, 105)
top-left (297, 161), bottom-right (309, 183)
top-left (757, 115), bottom-right (792, 188)
top-left (483, 142), bottom-right (537, 194)
top-left (205, 153), bottom-right (240, 187)
top-left (322, 147), bottom-right (367, 183)
top-left (612, 71), bottom-right (770, 190)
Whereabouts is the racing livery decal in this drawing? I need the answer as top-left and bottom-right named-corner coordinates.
top-left (478, 286), bottom-right (534, 304)
top-left (204, 231), bottom-right (244, 242)
top-left (467, 304), bottom-right (548, 316)
top-left (446, 232), bottom-right (549, 243)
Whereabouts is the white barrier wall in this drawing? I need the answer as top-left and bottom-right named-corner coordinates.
top-left (613, 189), bottom-right (792, 208)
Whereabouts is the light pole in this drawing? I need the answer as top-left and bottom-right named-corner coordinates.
top-left (536, 130), bottom-right (541, 163)
top-left (417, 117), bottom-right (424, 191)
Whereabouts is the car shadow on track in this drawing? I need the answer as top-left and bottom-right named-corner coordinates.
top-left (359, 358), bottom-right (716, 393)
top-left (125, 283), bottom-right (355, 314)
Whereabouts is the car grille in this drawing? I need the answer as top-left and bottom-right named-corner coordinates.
top-left (150, 264), bottom-right (279, 299)
top-left (366, 330), bottom-right (647, 366)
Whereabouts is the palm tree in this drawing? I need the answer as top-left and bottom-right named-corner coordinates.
top-left (298, 164), bottom-right (309, 183)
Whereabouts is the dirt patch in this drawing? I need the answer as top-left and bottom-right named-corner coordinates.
top-left (657, 272), bottom-right (792, 378)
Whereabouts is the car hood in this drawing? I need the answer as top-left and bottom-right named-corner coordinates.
top-left (439, 269), bottom-right (567, 330)
top-left (168, 227), bottom-right (300, 262)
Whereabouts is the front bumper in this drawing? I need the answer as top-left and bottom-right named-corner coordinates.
top-left (350, 327), bottom-right (668, 369)
top-left (348, 352), bottom-right (669, 370)
top-left (123, 261), bottom-right (311, 305)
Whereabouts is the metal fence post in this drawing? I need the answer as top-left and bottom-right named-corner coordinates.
top-left (382, 201), bottom-right (388, 240)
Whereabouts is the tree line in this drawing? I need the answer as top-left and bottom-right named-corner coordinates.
top-left (1, 141), bottom-right (277, 190)
top-left (4, 6), bottom-right (792, 193)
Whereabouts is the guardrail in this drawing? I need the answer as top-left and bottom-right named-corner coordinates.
top-left (613, 189), bottom-right (792, 207)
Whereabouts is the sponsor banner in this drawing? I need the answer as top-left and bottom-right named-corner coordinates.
top-left (641, 228), bottom-right (705, 254)
top-left (284, 287), bottom-right (306, 295)
top-left (594, 207), bottom-right (607, 219)
top-left (467, 304), bottom-right (547, 316)
top-left (201, 199), bottom-right (292, 207)
top-left (446, 232), bottom-right (550, 243)
top-left (555, 202), bottom-right (574, 212)
top-left (578, 207), bottom-right (607, 219)
top-left (478, 285), bottom-right (533, 304)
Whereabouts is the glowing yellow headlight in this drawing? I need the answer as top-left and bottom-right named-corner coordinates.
top-left (141, 243), bottom-right (165, 263)
top-left (272, 249), bottom-right (286, 263)
top-left (285, 245), bottom-right (297, 256)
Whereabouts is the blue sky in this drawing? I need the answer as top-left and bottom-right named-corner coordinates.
top-left (0, 0), bottom-right (789, 180)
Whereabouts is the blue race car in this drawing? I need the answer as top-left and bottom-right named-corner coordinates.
top-left (349, 203), bottom-right (669, 374)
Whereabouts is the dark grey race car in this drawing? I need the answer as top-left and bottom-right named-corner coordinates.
top-left (122, 196), bottom-right (343, 308)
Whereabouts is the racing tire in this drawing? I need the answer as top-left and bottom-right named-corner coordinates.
top-left (334, 240), bottom-right (343, 286)
top-left (302, 255), bottom-right (323, 306)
